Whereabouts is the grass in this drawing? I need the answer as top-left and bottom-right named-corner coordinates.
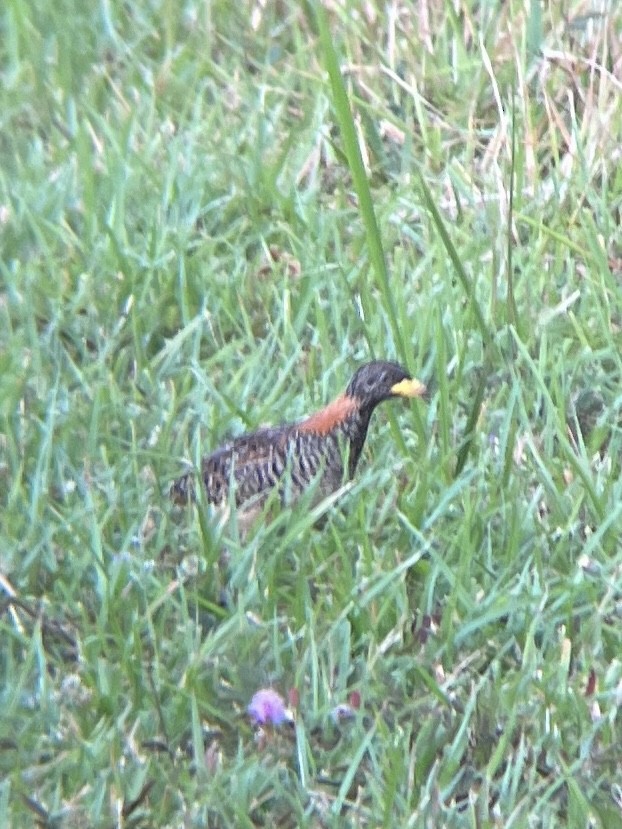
top-left (2, 0), bottom-right (622, 826)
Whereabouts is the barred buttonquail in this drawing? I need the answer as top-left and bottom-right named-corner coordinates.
top-left (170, 360), bottom-right (425, 525)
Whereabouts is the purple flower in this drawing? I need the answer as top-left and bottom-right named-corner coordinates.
top-left (330, 703), bottom-right (356, 724)
top-left (247, 689), bottom-right (287, 727)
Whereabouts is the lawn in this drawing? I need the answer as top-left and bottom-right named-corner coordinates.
top-left (2, 0), bottom-right (622, 826)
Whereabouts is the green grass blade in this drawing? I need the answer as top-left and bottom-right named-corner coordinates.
top-left (313, 4), bottom-right (407, 362)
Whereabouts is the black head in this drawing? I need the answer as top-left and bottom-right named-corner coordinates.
top-left (345, 361), bottom-right (426, 409)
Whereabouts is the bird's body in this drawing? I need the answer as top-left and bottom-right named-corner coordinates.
top-left (171, 361), bottom-right (425, 524)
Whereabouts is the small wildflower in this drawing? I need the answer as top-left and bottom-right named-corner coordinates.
top-left (330, 703), bottom-right (356, 724)
top-left (348, 690), bottom-right (361, 710)
top-left (330, 691), bottom-right (361, 724)
top-left (248, 689), bottom-right (287, 727)
top-left (288, 687), bottom-right (300, 710)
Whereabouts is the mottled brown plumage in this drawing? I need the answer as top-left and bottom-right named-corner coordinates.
top-left (170, 361), bottom-right (425, 521)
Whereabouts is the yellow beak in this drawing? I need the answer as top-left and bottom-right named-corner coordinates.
top-left (390, 377), bottom-right (427, 398)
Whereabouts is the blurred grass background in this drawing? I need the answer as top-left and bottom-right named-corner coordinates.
top-left (2, 0), bottom-right (622, 826)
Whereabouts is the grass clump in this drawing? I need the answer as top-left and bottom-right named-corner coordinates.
top-left (2, 1), bottom-right (622, 826)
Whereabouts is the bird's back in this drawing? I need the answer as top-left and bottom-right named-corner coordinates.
top-left (170, 422), bottom-right (346, 511)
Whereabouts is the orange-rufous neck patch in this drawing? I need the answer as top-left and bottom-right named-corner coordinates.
top-left (298, 394), bottom-right (358, 435)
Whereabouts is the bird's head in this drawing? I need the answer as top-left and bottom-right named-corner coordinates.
top-left (346, 361), bottom-right (426, 409)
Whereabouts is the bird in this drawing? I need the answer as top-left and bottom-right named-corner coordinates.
top-left (170, 360), bottom-right (425, 529)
